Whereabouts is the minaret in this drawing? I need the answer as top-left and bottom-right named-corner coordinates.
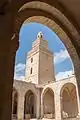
top-left (25, 32), bottom-right (55, 84)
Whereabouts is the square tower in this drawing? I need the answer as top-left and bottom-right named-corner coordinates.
top-left (25, 32), bottom-right (55, 84)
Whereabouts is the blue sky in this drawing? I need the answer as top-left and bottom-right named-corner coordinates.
top-left (14, 23), bottom-right (74, 80)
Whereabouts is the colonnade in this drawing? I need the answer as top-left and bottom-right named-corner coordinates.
top-left (12, 82), bottom-right (80, 120)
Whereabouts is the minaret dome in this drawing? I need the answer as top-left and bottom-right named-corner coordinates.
top-left (37, 31), bottom-right (43, 39)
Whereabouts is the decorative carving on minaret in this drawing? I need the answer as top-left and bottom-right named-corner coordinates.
top-left (37, 32), bottom-right (43, 39)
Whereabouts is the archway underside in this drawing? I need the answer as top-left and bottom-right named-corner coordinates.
top-left (17, 1), bottom-right (80, 46)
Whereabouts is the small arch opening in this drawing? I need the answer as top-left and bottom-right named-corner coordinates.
top-left (24, 90), bottom-right (36, 119)
top-left (43, 88), bottom-right (55, 119)
top-left (60, 83), bottom-right (78, 119)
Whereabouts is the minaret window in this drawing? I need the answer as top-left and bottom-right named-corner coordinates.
top-left (31, 58), bottom-right (33, 63)
top-left (30, 68), bottom-right (33, 74)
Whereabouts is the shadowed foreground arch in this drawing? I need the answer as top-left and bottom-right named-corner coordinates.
top-left (60, 83), bottom-right (78, 119)
top-left (1, 1), bottom-right (80, 120)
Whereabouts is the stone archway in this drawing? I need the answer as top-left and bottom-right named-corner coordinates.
top-left (13, 2), bottom-right (80, 119)
top-left (13, 1), bottom-right (80, 84)
top-left (23, 16), bottom-right (80, 74)
top-left (13, 2), bottom-right (80, 118)
top-left (24, 90), bottom-right (36, 119)
top-left (15, 1), bottom-right (80, 46)
top-left (12, 88), bottom-right (18, 119)
top-left (1, 1), bottom-right (80, 120)
top-left (42, 87), bottom-right (55, 119)
top-left (9, 1), bottom-right (80, 80)
top-left (60, 83), bottom-right (78, 119)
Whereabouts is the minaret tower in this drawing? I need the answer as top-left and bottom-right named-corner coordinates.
top-left (25, 32), bottom-right (55, 84)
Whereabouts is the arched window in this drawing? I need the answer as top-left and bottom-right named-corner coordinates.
top-left (43, 88), bottom-right (55, 118)
top-left (24, 90), bottom-right (36, 119)
top-left (31, 58), bottom-right (33, 63)
top-left (30, 68), bottom-right (33, 74)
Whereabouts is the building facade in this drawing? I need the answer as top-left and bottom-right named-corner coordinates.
top-left (12, 32), bottom-right (80, 120)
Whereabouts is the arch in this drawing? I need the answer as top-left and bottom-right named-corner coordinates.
top-left (42, 87), bottom-right (55, 119)
top-left (11, 0), bottom-right (80, 34)
top-left (30, 67), bottom-right (33, 74)
top-left (24, 90), bottom-right (36, 119)
top-left (12, 1), bottom-right (80, 118)
top-left (22, 16), bottom-right (80, 74)
top-left (13, 1), bottom-right (80, 83)
top-left (1, 1), bottom-right (80, 120)
top-left (42, 87), bottom-right (54, 97)
top-left (15, 1), bottom-right (80, 45)
top-left (12, 87), bottom-right (18, 119)
top-left (60, 83), bottom-right (78, 118)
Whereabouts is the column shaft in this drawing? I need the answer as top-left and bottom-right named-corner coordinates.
top-left (36, 90), bottom-right (41, 118)
top-left (17, 93), bottom-right (24, 120)
top-left (55, 92), bottom-right (61, 120)
top-left (41, 95), bottom-right (44, 118)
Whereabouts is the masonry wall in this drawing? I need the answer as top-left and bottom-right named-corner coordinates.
top-left (13, 76), bottom-right (80, 120)
top-left (39, 49), bottom-right (55, 84)
top-left (25, 50), bottom-right (39, 84)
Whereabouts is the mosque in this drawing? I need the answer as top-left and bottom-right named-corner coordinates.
top-left (12, 32), bottom-right (80, 120)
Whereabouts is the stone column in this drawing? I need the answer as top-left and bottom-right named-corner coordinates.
top-left (55, 90), bottom-right (61, 120)
top-left (0, 2), bottom-right (19, 120)
top-left (0, 44), bottom-right (17, 120)
top-left (17, 92), bottom-right (24, 120)
top-left (12, 91), bottom-right (15, 115)
top-left (74, 66), bottom-right (80, 118)
top-left (41, 93), bottom-right (44, 118)
top-left (76, 81), bottom-right (80, 117)
top-left (0, 53), bottom-right (15, 120)
top-left (36, 89), bottom-right (41, 118)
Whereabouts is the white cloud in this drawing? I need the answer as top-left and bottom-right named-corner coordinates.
top-left (14, 74), bottom-right (25, 80)
top-left (14, 63), bottom-right (25, 80)
top-left (55, 70), bottom-right (74, 81)
top-left (15, 63), bottom-right (25, 72)
top-left (54, 49), bottom-right (70, 64)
